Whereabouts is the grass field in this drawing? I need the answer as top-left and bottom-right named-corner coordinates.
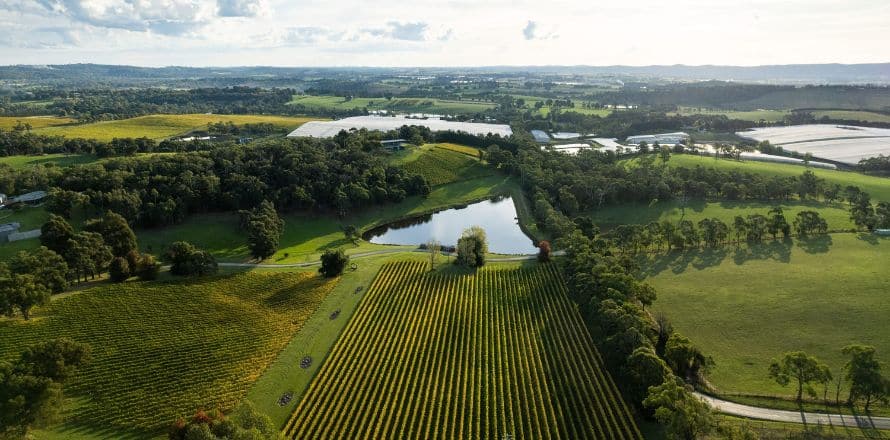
top-left (0, 271), bottom-right (337, 436)
top-left (32, 114), bottom-right (320, 141)
top-left (285, 261), bottom-right (642, 439)
top-left (401, 144), bottom-right (493, 186)
top-left (672, 107), bottom-right (789, 122)
top-left (812, 110), bottom-right (890, 124)
top-left (0, 115), bottom-right (75, 130)
top-left (289, 95), bottom-right (495, 115)
top-left (0, 153), bottom-right (98, 168)
top-left (666, 154), bottom-right (890, 202)
top-left (644, 233), bottom-right (890, 402)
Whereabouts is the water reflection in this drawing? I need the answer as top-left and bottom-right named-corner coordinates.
top-left (363, 197), bottom-right (538, 255)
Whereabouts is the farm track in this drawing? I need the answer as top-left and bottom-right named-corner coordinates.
top-left (283, 261), bottom-right (641, 439)
top-left (697, 393), bottom-right (890, 430)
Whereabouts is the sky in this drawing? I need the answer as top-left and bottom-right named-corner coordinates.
top-left (0, 0), bottom-right (888, 67)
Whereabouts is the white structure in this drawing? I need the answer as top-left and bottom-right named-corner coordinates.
top-left (736, 124), bottom-right (890, 165)
top-left (0, 222), bottom-right (20, 242)
top-left (8, 229), bottom-right (41, 242)
top-left (694, 145), bottom-right (837, 170)
top-left (0, 193), bottom-right (6, 205)
top-left (592, 138), bottom-right (625, 153)
top-left (10, 191), bottom-right (47, 205)
top-left (625, 132), bottom-right (689, 145)
top-left (288, 115), bottom-right (512, 138)
top-left (530, 130), bottom-right (550, 143)
top-left (551, 132), bottom-right (582, 140)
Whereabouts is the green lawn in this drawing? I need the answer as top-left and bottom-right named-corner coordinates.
top-left (666, 154), bottom-right (890, 202)
top-left (288, 95), bottom-right (494, 114)
top-left (0, 115), bottom-right (75, 130)
top-left (811, 110), bottom-right (890, 124)
top-left (589, 199), bottom-right (856, 231)
top-left (644, 233), bottom-right (890, 403)
top-left (673, 107), bottom-right (789, 122)
top-left (32, 114), bottom-right (320, 141)
top-left (0, 153), bottom-right (98, 169)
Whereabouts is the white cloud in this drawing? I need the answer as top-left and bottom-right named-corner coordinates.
top-left (522, 20), bottom-right (536, 40)
top-left (32, 0), bottom-right (215, 36)
top-left (217, 0), bottom-right (267, 17)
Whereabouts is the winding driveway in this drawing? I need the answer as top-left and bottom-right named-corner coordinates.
top-left (695, 392), bottom-right (890, 430)
top-left (218, 249), bottom-right (565, 268)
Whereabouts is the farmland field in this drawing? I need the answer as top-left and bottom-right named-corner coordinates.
top-left (0, 115), bottom-right (75, 129)
top-left (32, 114), bottom-right (320, 141)
top-left (0, 271), bottom-right (336, 435)
top-left (0, 153), bottom-right (98, 168)
top-left (645, 233), bottom-right (890, 401)
top-left (288, 95), bottom-right (495, 114)
top-left (285, 261), bottom-right (641, 440)
top-left (673, 107), bottom-right (789, 122)
top-left (401, 145), bottom-right (492, 186)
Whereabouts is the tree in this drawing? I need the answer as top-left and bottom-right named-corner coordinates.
top-left (45, 189), bottom-right (89, 219)
top-left (166, 241), bottom-right (218, 277)
top-left (39, 214), bottom-right (74, 255)
top-left (8, 247), bottom-right (69, 294)
top-left (842, 344), bottom-right (888, 411)
top-left (643, 378), bottom-right (714, 440)
top-left (426, 239), bottom-right (440, 270)
top-left (84, 211), bottom-right (138, 258)
top-left (0, 273), bottom-right (50, 320)
top-left (768, 351), bottom-right (832, 402)
top-left (319, 249), bottom-right (349, 278)
top-left (64, 232), bottom-right (112, 282)
top-left (109, 257), bottom-right (131, 283)
top-left (0, 338), bottom-right (90, 439)
top-left (537, 240), bottom-right (552, 262)
top-left (241, 201), bottom-right (284, 260)
top-left (732, 216), bottom-right (748, 245)
top-left (342, 225), bottom-right (360, 244)
top-left (455, 226), bottom-right (487, 268)
top-left (665, 333), bottom-right (713, 383)
top-left (168, 401), bottom-right (278, 440)
top-left (626, 346), bottom-right (673, 404)
top-left (767, 207), bottom-right (791, 239)
top-left (133, 253), bottom-right (161, 281)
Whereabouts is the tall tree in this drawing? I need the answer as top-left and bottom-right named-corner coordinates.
top-left (842, 345), bottom-right (888, 411)
top-left (455, 226), bottom-right (488, 268)
top-left (8, 247), bottom-right (69, 294)
top-left (39, 214), bottom-right (74, 255)
top-left (768, 351), bottom-right (832, 402)
top-left (84, 211), bottom-right (137, 258)
top-left (0, 338), bottom-right (90, 438)
top-left (240, 200), bottom-right (284, 260)
top-left (643, 379), bottom-right (714, 440)
top-left (0, 273), bottom-right (50, 320)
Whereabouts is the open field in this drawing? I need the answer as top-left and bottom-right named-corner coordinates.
top-left (673, 107), bottom-right (789, 122)
top-left (812, 110), bottom-right (890, 124)
top-left (0, 153), bottom-right (98, 168)
top-left (285, 261), bottom-right (642, 439)
top-left (0, 271), bottom-right (337, 436)
top-left (289, 95), bottom-right (495, 114)
top-left (32, 114), bottom-right (320, 141)
top-left (665, 154), bottom-right (890, 201)
top-left (401, 144), bottom-right (492, 186)
top-left (0, 115), bottom-right (75, 129)
top-left (644, 233), bottom-right (890, 401)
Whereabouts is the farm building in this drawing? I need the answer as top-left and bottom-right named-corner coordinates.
top-left (625, 132), bottom-right (689, 145)
top-left (10, 191), bottom-right (47, 205)
top-left (876, 229), bottom-right (890, 236)
top-left (380, 139), bottom-right (409, 150)
top-left (0, 222), bottom-right (21, 242)
top-left (530, 130), bottom-right (550, 143)
top-left (288, 115), bottom-right (512, 138)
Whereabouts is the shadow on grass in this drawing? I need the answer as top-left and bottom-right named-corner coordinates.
top-left (48, 421), bottom-right (158, 440)
top-left (639, 237), bottom-right (817, 277)
top-left (796, 234), bottom-right (833, 254)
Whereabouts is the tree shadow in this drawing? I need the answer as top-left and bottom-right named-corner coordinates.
top-left (732, 239), bottom-right (793, 265)
top-left (856, 233), bottom-right (881, 246)
top-left (796, 235), bottom-right (833, 254)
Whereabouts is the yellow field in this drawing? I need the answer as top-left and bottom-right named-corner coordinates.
top-left (32, 114), bottom-right (322, 141)
top-left (0, 116), bottom-right (75, 130)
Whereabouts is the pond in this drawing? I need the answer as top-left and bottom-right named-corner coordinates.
top-left (363, 197), bottom-right (538, 255)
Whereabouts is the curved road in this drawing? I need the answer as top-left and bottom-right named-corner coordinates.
top-left (695, 392), bottom-right (890, 430)
top-left (218, 249), bottom-right (564, 268)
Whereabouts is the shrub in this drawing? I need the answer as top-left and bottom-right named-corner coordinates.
top-left (455, 226), bottom-right (487, 267)
top-left (109, 257), bottom-right (131, 283)
top-left (538, 240), bottom-right (552, 262)
top-left (135, 254), bottom-right (161, 281)
top-left (166, 242), bottom-right (217, 277)
top-left (319, 249), bottom-right (349, 278)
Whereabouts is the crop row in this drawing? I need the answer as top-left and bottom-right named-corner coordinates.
top-left (403, 147), bottom-right (492, 186)
top-left (284, 261), bottom-right (642, 439)
top-left (0, 272), bottom-right (336, 432)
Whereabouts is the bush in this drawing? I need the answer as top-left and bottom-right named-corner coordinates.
top-left (135, 254), bottom-right (161, 281)
top-left (455, 226), bottom-right (487, 267)
top-left (538, 240), bottom-right (552, 262)
top-left (319, 249), bottom-right (349, 278)
top-left (109, 257), bottom-right (131, 283)
top-left (165, 242), bottom-right (218, 277)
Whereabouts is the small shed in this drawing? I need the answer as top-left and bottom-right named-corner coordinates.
top-left (380, 139), bottom-right (408, 151)
top-left (11, 191), bottom-right (47, 205)
top-left (875, 229), bottom-right (890, 236)
top-left (0, 222), bottom-right (21, 242)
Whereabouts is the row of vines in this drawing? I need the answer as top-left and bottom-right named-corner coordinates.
top-left (0, 272), bottom-right (336, 433)
top-left (285, 261), bottom-right (642, 439)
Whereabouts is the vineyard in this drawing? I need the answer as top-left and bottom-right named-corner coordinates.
top-left (402, 146), bottom-right (492, 186)
top-left (285, 261), bottom-right (641, 439)
top-left (0, 271), bottom-right (336, 434)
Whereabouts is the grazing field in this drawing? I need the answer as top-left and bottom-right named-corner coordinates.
top-left (32, 114), bottom-right (320, 141)
top-left (401, 145), bottom-right (492, 186)
top-left (673, 107), bottom-right (789, 122)
top-left (811, 110), bottom-right (890, 124)
top-left (285, 261), bottom-right (641, 440)
top-left (664, 154), bottom-right (890, 202)
top-left (644, 233), bottom-right (890, 399)
top-left (0, 115), bottom-right (75, 129)
top-left (288, 95), bottom-right (495, 114)
top-left (0, 153), bottom-right (98, 168)
top-left (0, 271), bottom-right (336, 435)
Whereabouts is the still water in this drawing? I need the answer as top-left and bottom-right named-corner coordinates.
top-left (363, 197), bottom-right (538, 255)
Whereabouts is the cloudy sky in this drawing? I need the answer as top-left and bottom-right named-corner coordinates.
top-left (0, 0), bottom-right (888, 67)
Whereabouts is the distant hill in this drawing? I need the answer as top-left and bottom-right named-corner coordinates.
top-left (0, 63), bottom-right (888, 87)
